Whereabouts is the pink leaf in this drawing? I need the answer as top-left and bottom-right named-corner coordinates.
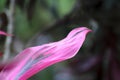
top-left (0, 31), bottom-right (11, 36)
top-left (0, 27), bottom-right (91, 80)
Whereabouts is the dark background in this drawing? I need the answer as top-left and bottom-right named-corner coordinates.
top-left (0, 0), bottom-right (120, 80)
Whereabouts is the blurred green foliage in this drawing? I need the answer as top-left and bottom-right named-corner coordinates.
top-left (0, 0), bottom-right (6, 12)
top-left (14, 0), bottom-right (76, 42)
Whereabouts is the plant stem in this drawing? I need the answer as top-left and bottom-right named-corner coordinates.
top-left (3, 0), bottom-right (15, 61)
